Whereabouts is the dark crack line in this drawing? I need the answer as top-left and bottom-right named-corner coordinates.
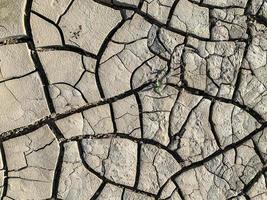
top-left (244, 0), bottom-right (253, 15)
top-left (95, 18), bottom-right (127, 99)
top-left (166, 123), bottom-right (267, 189)
top-left (228, 165), bottom-right (267, 200)
top-left (109, 104), bottom-right (118, 134)
top-left (95, 18), bottom-right (129, 133)
top-left (52, 82), bottom-right (88, 104)
top-left (64, 132), bottom-right (183, 165)
top-left (129, 56), bottom-right (156, 137)
top-left (252, 138), bottom-right (266, 165)
top-left (167, 90), bottom-right (181, 143)
top-left (0, 80), bottom-right (155, 142)
top-left (180, 36), bottom-right (188, 87)
top-left (56, 0), bottom-right (76, 25)
top-left (133, 142), bottom-right (141, 189)
top-left (121, 188), bottom-right (125, 200)
top-left (36, 45), bottom-right (97, 59)
top-left (166, 0), bottom-right (180, 26)
top-left (47, 122), bottom-right (65, 142)
top-left (93, 0), bottom-right (250, 42)
top-left (0, 35), bottom-right (30, 46)
top-left (90, 182), bottom-right (106, 200)
top-left (0, 70), bottom-right (36, 84)
top-left (138, 0), bottom-right (144, 10)
top-left (169, 97), bottom-right (203, 149)
top-left (31, 10), bottom-right (65, 45)
top-left (76, 140), bottom-right (157, 198)
top-left (168, 83), bottom-right (267, 124)
top-left (24, 0), bottom-right (56, 114)
top-left (47, 123), bottom-right (65, 199)
top-left (233, 14), bottom-right (253, 100)
top-left (208, 100), bottom-right (222, 148)
top-left (0, 143), bottom-right (8, 200)
top-left (172, 180), bottom-right (186, 200)
top-left (187, 0), bottom-right (245, 9)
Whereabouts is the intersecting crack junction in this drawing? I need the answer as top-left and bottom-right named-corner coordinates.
top-left (0, 0), bottom-right (267, 199)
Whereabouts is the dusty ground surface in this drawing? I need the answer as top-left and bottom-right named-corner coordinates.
top-left (0, 0), bottom-right (267, 199)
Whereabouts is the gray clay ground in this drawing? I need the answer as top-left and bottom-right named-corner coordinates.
top-left (0, 0), bottom-right (267, 199)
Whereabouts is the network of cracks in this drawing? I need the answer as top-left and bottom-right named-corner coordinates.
top-left (0, 0), bottom-right (267, 199)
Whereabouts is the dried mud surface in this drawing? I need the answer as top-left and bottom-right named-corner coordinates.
top-left (0, 0), bottom-right (267, 199)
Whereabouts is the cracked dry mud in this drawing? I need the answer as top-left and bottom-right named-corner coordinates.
top-left (0, 0), bottom-right (267, 200)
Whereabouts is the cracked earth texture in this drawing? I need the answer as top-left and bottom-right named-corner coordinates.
top-left (0, 0), bottom-right (267, 199)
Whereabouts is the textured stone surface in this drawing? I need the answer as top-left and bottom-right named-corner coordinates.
top-left (0, 0), bottom-right (267, 199)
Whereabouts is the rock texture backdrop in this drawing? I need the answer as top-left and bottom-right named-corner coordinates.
top-left (0, 0), bottom-right (266, 199)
